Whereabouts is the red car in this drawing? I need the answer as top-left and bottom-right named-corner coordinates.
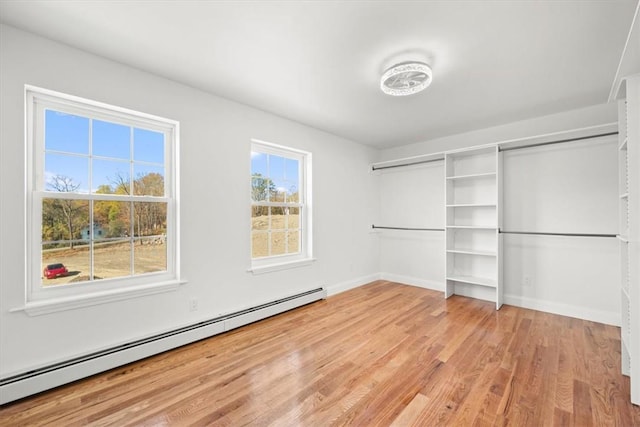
top-left (43, 263), bottom-right (68, 279)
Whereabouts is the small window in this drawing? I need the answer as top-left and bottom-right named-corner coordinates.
top-left (250, 140), bottom-right (312, 271)
top-left (26, 86), bottom-right (180, 310)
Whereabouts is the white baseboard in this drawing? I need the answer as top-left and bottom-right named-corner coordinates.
top-left (325, 273), bottom-right (381, 296)
top-left (503, 294), bottom-right (620, 327)
top-left (375, 274), bottom-right (620, 326)
top-left (379, 273), bottom-right (444, 292)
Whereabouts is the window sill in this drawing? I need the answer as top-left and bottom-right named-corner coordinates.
top-left (11, 279), bottom-right (187, 316)
top-left (248, 258), bottom-right (316, 275)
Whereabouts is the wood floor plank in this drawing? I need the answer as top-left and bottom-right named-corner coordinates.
top-left (389, 392), bottom-right (429, 427)
top-left (573, 379), bottom-right (594, 426)
top-left (1, 281), bottom-right (639, 426)
top-left (555, 315), bottom-right (576, 415)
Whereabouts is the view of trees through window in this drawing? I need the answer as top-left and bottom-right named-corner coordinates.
top-left (251, 149), bottom-right (302, 259)
top-left (41, 109), bottom-right (167, 285)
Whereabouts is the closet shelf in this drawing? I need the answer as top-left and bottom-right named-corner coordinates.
top-left (446, 203), bottom-right (496, 208)
top-left (446, 172), bottom-right (496, 180)
top-left (446, 275), bottom-right (497, 288)
top-left (447, 249), bottom-right (497, 257)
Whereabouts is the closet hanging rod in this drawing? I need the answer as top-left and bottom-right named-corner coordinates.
top-left (372, 131), bottom-right (617, 170)
top-left (499, 230), bottom-right (616, 238)
top-left (372, 225), bottom-right (445, 232)
top-left (499, 131), bottom-right (618, 152)
top-left (371, 157), bottom-right (444, 171)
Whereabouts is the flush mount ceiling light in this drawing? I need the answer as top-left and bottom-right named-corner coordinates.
top-left (380, 61), bottom-right (432, 96)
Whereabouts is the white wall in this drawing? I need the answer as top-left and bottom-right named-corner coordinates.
top-left (501, 136), bottom-right (619, 323)
top-left (377, 162), bottom-right (445, 289)
top-left (377, 106), bottom-right (621, 325)
top-left (0, 25), bottom-right (380, 378)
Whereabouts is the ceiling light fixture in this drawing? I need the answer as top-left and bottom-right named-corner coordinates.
top-left (380, 61), bottom-right (432, 96)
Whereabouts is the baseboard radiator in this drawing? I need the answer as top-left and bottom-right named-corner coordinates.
top-left (0, 287), bottom-right (326, 405)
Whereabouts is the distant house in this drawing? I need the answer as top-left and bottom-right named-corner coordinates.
top-left (80, 223), bottom-right (105, 241)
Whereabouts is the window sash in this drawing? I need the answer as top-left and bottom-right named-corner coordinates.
top-left (31, 94), bottom-right (175, 196)
top-left (30, 195), bottom-right (177, 301)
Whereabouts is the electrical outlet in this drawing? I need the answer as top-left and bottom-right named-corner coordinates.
top-left (189, 298), bottom-right (198, 312)
top-left (523, 276), bottom-right (532, 287)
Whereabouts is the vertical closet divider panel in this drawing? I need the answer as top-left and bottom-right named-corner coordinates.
top-left (497, 145), bottom-right (504, 309)
top-left (619, 95), bottom-right (631, 379)
top-left (620, 74), bottom-right (640, 405)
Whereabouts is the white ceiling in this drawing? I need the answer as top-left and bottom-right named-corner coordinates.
top-left (0, 1), bottom-right (637, 149)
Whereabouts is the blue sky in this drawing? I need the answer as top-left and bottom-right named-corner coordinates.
top-left (45, 110), bottom-right (164, 193)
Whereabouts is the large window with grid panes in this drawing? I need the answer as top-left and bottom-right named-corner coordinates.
top-left (250, 140), bottom-right (312, 272)
top-left (25, 86), bottom-right (180, 312)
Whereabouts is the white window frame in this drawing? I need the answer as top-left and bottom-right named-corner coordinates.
top-left (22, 86), bottom-right (183, 315)
top-left (249, 139), bottom-right (313, 274)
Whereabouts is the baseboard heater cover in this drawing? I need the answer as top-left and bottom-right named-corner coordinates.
top-left (0, 287), bottom-right (326, 405)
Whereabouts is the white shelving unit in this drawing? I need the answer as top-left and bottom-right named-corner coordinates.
top-left (445, 146), bottom-right (503, 309)
top-left (619, 96), bottom-right (631, 378)
top-left (619, 74), bottom-right (640, 405)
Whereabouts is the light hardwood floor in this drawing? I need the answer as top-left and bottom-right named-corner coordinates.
top-left (1, 281), bottom-right (639, 426)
